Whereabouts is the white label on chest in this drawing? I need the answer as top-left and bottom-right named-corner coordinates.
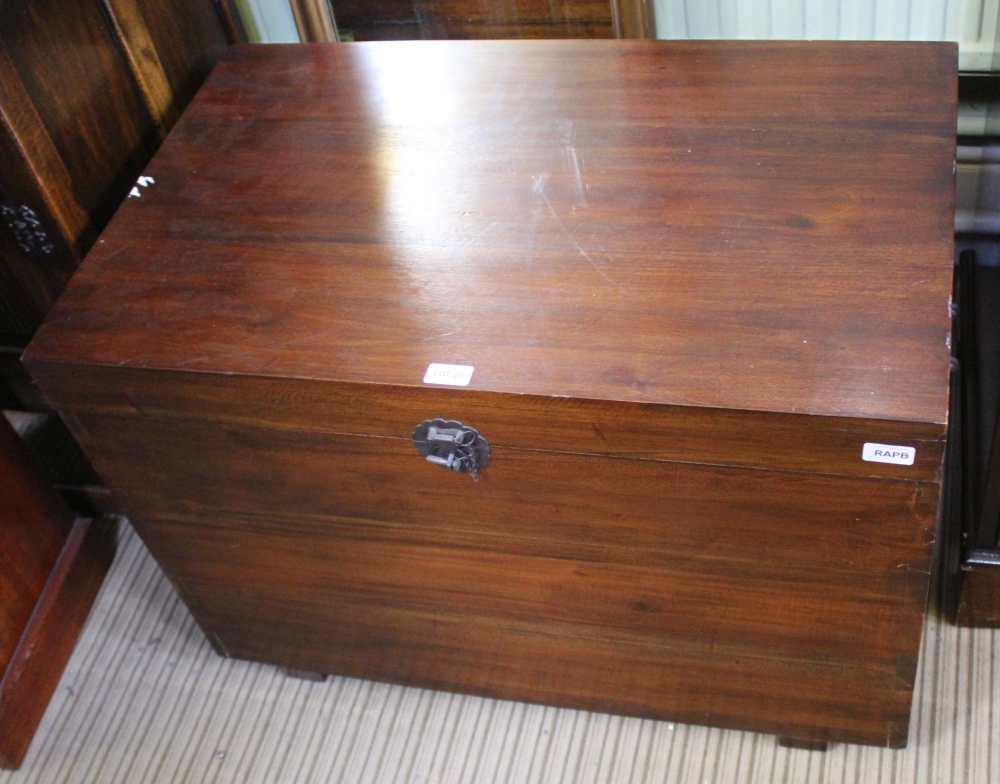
top-left (862, 442), bottom-right (916, 466)
top-left (423, 363), bottom-right (474, 387)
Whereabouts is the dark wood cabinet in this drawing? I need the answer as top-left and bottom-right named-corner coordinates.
top-left (25, 41), bottom-right (957, 748)
top-left (333, 0), bottom-right (615, 41)
top-left (0, 0), bottom-right (235, 342)
top-left (946, 251), bottom-right (1000, 626)
top-left (0, 0), bottom-right (238, 769)
top-left (0, 414), bottom-right (114, 769)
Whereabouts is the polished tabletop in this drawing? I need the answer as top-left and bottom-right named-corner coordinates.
top-left (26, 40), bottom-right (957, 424)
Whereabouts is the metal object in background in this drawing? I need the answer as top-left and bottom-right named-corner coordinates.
top-left (0, 204), bottom-right (54, 258)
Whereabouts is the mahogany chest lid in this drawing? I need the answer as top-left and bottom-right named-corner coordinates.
top-left (26, 40), bottom-right (956, 426)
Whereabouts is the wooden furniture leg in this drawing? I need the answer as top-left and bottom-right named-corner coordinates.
top-left (778, 736), bottom-right (830, 752)
top-left (283, 668), bottom-right (329, 683)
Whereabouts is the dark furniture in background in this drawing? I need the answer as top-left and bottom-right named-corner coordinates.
top-left (0, 0), bottom-right (240, 769)
top-left (942, 71), bottom-right (1000, 627)
top-left (0, 416), bottom-right (114, 769)
top-left (25, 40), bottom-right (956, 749)
top-left (0, 0), bottom-right (237, 344)
top-left (946, 250), bottom-right (1000, 626)
top-left (306, 0), bottom-right (650, 42)
top-left (332, 0), bottom-right (616, 40)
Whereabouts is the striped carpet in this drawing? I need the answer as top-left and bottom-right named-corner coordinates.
top-left (2, 522), bottom-right (997, 784)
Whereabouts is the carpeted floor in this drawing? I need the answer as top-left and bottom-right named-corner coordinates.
top-left (1, 521), bottom-right (997, 784)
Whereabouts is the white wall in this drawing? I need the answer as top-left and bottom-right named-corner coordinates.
top-left (651, 0), bottom-right (1000, 70)
top-left (238, 0), bottom-right (301, 43)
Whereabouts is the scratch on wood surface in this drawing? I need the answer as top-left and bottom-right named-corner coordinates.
top-left (563, 145), bottom-right (588, 207)
top-left (533, 173), bottom-right (616, 287)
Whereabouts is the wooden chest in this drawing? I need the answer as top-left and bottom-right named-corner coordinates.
top-left (24, 41), bottom-right (956, 748)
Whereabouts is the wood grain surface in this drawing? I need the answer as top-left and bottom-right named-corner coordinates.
top-left (142, 509), bottom-right (927, 747)
top-left (26, 41), bottom-right (957, 424)
top-left (0, 415), bottom-right (68, 676)
top-left (65, 410), bottom-right (938, 577)
top-left (332, 0), bottom-right (614, 41)
top-left (64, 405), bottom-right (936, 747)
top-left (956, 563), bottom-right (1000, 627)
top-left (24, 41), bottom-right (956, 748)
top-left (0, 46), bottom-right (83, 335)
top-left (290, 0), bottom-right (339, 42)
top-left (0, 414), bottom-right (113, 769)
top-left (611, 0), bottom-right (652, 38)
top-left (0, 516), bottom-right (115, 769)
top-left (102, 0), bottom-right (230, 132)
top-left (0, 0), bottom-right (234, 337)
top-left (0, 0), bottom-right (157, 252)
top-left (28, 365), bottom-right (945, 481)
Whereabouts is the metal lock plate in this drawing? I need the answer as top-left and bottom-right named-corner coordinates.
top-left (412, 418), bottom-right (491, 479)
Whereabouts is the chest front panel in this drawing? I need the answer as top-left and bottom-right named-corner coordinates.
top-left (52, 379), bottom-right (939, 747)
